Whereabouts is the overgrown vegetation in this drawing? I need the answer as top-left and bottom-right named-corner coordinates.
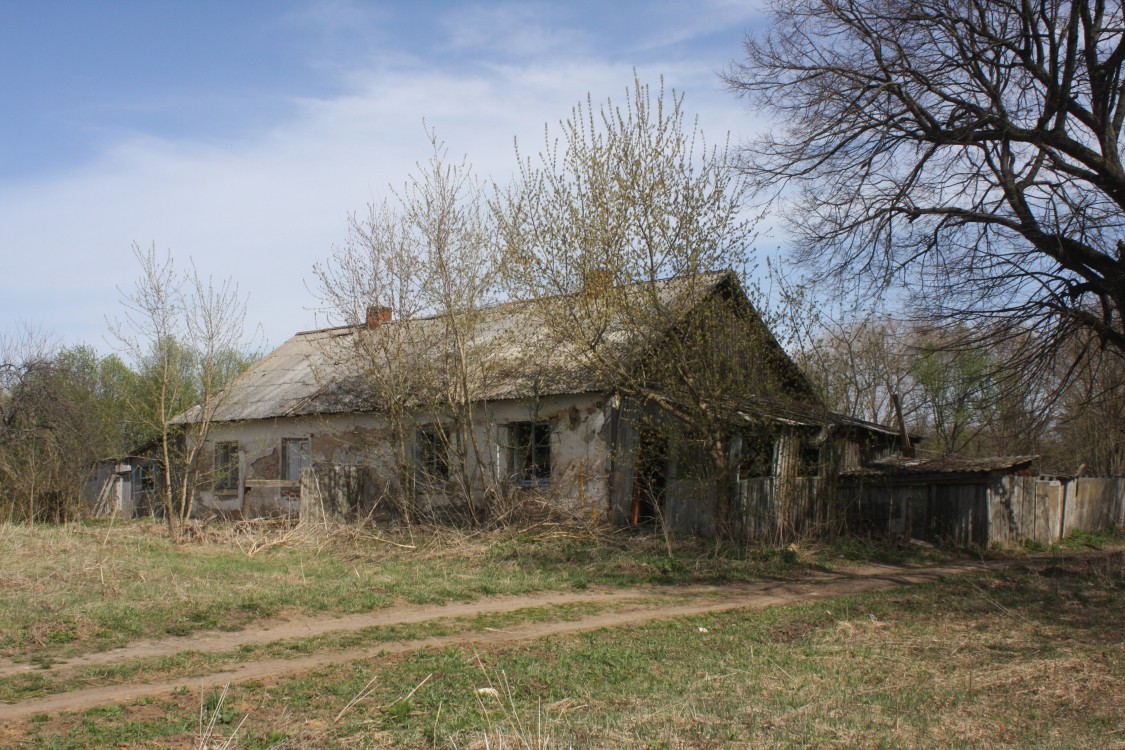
top-left (3, 520), bottom-right (1112, 677)
top-left (793, 315), bottom-right (1125, 473)
top-left (0, 332), bottom-right (145, 523)
top-left (4, 67), bottom-right (1123, 537)
top-left (0, 519), bottom-right (965, 665)
top-left (0, 246), bottom-right (257, 528)
top-left (5, 535), bottom-right (1120, 749)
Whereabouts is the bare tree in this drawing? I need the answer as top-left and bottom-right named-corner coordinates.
top-left (314, 135), bottom-right (505, 521)
top-left (315, 196), bottom-right (430, 520)
top-left (407, 140), bottom-right (505, 521)
top-left (112, 243), bottom-right (249, 537)
top-left (728, 0), bottom-right (1125, 368)
top-left (1051, 336), bottom-right (1125, 473)
top-left (796, 313), bottom-right (1068, 458)
top-left (795, 316), bottom-right (919, 428)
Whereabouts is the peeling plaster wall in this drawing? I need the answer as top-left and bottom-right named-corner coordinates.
top-left (196, 392), bottom-right (616, 520)
top-left (492, 394), bottom-right (613, 517)
top-left (196, 414), bottom-right (398, 517)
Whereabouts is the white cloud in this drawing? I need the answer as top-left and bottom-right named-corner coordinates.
top-left (0, 5), bottom-right (778, 355)
top-left (440, 2), bottom-right (591, 59)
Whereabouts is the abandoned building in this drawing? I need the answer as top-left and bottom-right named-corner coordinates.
top-left (168, 271), bottom-right (905, 536)
top-left (85, 454), bottom-right (162, 517)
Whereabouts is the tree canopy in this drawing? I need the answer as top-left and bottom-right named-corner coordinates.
top-left (728, 0), bottom-right (1125, 364)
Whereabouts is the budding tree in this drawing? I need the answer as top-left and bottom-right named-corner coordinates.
top-left (495, 77), bottom-right (781, 535)
top-left (314, 135), bottom-right (504, 521)
top-left (113, 243), bottom-right (249, 537)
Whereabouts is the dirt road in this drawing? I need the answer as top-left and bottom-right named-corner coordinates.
top-left (0, 557), bottom-right (1006, 723)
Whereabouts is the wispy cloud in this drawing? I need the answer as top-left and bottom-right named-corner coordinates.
top-left (440, 2), bottom-right (591, 59)
top-left (0, 2), bottom-right (776, 353)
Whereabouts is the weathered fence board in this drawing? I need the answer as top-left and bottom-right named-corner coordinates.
top-left (998, 476), bottom-right (1058, 545)
top-left (842, 482), bottom-right (987, 546)
top-left (851, 475), bottom-right (1122, 547)
top-left (662, 478), bottom-right (715, 535)
top-left (1064, 478), bottom-right (1125, 536)
top-left (735, 477), bottom-right (822, 543)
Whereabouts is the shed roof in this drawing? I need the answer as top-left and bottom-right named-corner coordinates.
top-left (196, 271), bottom-right (781, 424)
top-left (843, 455), bottom-right (1038, 478)
top-left (729, 395), bottom-right (904, 439)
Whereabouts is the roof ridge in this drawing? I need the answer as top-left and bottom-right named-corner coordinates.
top-left (292, 269), bottom-right (735, 337)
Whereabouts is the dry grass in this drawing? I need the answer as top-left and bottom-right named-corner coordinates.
top-left (0, 518), bottom-right (840, 663)
top-left (9, 550), bottom-right (1122, 749)
top-left (5, 521), bottom-right (1120, 748)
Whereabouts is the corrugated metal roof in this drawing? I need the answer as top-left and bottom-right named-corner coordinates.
top-left (197, 271), bottom-right (738, 424)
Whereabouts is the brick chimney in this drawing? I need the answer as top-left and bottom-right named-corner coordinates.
top-left (365, 305), bottom-right (392, 328)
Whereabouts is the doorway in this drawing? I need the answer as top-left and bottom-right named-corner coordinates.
top-left (631, 431), bottom-right (667, 525)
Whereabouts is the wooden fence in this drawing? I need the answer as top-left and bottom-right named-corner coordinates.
top-left (844, 476), bottom-right (1125, 546)
top-left (734, 474), bottom-right (1125, 546)
top-left (989, 476), bottom-right (1125, 546)
top-left (734, 477), bottom-right (824, 543)
top-left (844, 482), bottom-right (990, 546)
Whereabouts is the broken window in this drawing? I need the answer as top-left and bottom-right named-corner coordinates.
top-left (505, 421), bottom-right (551, 487)
top-left (799, 443), bottom-right (821, 477)
top-left (214, 442), bottom-right (240, 492)
top-left (132, 463), bottom-right (157, 493)
top-left (415, 426), bottom-right (450, 484)
top-left (737, 431), bottom-right (774, 478)
top-left (282, 438), bottom-right (310, 482)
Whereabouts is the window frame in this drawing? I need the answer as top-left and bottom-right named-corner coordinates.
top-left (214, 441), bottom-right (240, 492)
top-left (505, 421), bottom-right (551, 488)
top-left (415, 425), bottom-right (452, 485)
top-left (282, 437), bottom-right (311, 482)
top-left (132, 463), bottom-right (156, 493)
top-left (798, 442), bottom-right (821, 477)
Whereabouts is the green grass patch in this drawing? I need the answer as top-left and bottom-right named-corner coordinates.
top-left (13, 550), bottom-right (1122, 748)
top-left (0, 600), bottom-right (620, 702)
top-left (0, 520), bottom-right (963, 663)
top-left (1054, 525), bottom-right (1125, 550)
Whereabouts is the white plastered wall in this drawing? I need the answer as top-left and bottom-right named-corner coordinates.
top-left (196, 392), bottom-right (616, 519)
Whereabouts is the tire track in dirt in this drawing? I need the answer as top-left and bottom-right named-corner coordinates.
top-left (0, 587), bottom-right (668, 680)
top-left (0, 560), bottom-right (997, 723)
top-left (0, 561), bottom-right (960, 681)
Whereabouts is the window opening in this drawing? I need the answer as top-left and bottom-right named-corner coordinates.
top-left (283, 438), bottom-right (311, 482)
top-left (799, 443), bottom-right (821, 477)
top-left (416, 426), bottom-right (451, 484)
top-left (132, 464), bottom-right (156, 493)
top-left (737, 431), bottom-right (775, 478)
top-left (631, 431), bottom-right (667, 525)
top-left (506, 421), bottom-right (551, 487)
top-left (214, 442), bottom-right (239, 491)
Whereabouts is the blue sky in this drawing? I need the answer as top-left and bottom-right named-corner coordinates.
top-left (0, 0), bottom-right (773, 356)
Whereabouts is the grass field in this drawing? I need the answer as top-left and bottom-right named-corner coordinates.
top-left (0, 518), bottom-right (959, 664)
top-left (2, 520), bottom-right (1122, 748)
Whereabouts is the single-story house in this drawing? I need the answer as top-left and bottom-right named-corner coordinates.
top-left (184, 271), bottom-right (906, 534)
